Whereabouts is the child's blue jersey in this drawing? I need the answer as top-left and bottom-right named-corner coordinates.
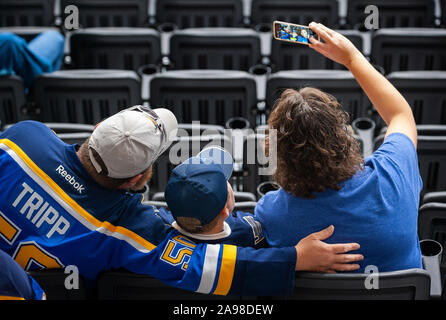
top-left (0, 121), bottom-right (296, 296)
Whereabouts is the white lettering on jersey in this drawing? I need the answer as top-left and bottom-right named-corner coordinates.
top-left (12, 182), bottom-right (71, 238)
top-left (56, 165), bottom-right (85, 194)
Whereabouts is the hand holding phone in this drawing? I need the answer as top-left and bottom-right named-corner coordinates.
top-left (273, 20), bottom-right (319, 45)
top-left (307, 22), bottom-right (362, 68)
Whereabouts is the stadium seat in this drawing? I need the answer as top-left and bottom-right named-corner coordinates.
top-left (266, 70), bottom-right (369, 122)
top-left (442, 0), bottom-right (446, 27)
top-left (233, 201), bottom-right (257, 214)
top-left (387, 71), bottom-right (446, 125)
top-left (347, 0), bottom-right (436, 29)
top-left (149, 70), bottom-right (258, 127)
top-left (241, 133), bottom-right (275, 195)
top-left (32, 69), bottom-right (141, 124)
top-left (27, 269), bottom-right (87, 300)
top-left (250, 0), bottom-right (340, 29)
top-left (417, 131), bottom-right (446, 195)
top-left (155, 0), bottom-right (244, 29)
top-left (69, 28), bottom-right (161, 71)
top-left (60, 0), bottom-right (149, 28)
top-left (0, 75), bottom-right (27, 125)
top-left (371, 28), bottom-right (446, 74)
top-left (418, 203), bottom-right (446, 278)
top-left (270, 29), bottom-right (364, 71)
top-left (169, 28), bottom-right (262, 71)
top-left (149, 134), bottom-right (233, 196)
top-left (423, 191), bottom-right (446, 205)
top-left (285, 269), bottom-right (431, 300)
top-left (97, 269), bottom-right (239, 300)
top-left (0, 0), bottom-right (56, 27)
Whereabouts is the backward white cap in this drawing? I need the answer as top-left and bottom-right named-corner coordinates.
top-left (88, 108), bottom-right (178, 178)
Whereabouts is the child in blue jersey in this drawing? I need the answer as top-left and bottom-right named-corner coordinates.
top-left (0, 249), bottom-right (45, 300)
top-left (255, 22), bottom-right (423, 273)
top-left (163, 147), bottom-right (265, 248)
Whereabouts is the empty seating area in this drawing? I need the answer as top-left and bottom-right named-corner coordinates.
top-left (1, 0), bottom-right (446, 301)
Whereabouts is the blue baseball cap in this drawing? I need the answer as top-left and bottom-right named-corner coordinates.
top-left (165, 147), bottom-right (234, 225)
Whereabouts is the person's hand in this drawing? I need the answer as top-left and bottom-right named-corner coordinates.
top-left (308, 22), bottom-right (363, 68)
top-left (294, 225), bottom-right (363, 273)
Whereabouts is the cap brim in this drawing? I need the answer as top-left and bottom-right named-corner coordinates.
top-left (196, 146), bottom-right (233, 180)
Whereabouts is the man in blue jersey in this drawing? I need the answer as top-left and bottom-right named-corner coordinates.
top-left (0, 105), bottom-right (363, 297)
top-left (163, 146), bottom-right (266, 249)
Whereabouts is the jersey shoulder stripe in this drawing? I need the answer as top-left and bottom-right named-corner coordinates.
top-left (0, 138), bottom-right (156, 253)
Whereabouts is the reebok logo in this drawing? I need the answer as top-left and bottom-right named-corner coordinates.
top-left (56, 165), bottom-right (85, 194)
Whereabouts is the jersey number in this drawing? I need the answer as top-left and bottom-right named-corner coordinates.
top-left (0, 211), bottom-right (63, 270)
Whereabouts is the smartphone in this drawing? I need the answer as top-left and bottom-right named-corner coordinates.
top-left (273, 20), bottom-right (319, 45)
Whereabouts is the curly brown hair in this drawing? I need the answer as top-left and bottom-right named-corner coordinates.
top-left (267, 87), bottom-right (364, 199)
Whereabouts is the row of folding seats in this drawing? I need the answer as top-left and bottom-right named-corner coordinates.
top-left (0, 69), bottom-right (446, 126)
top-left (3, 26), bottom-right (445, 75)
top-left (2, 70), bottom-right (445, 127)
top-left (28, 266), bottom-right (433, 300)
top-left (1, 0), bottom-right (446, 29)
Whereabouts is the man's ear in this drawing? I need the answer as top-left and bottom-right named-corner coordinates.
top-left (220, 207), bottom-right (230, 219)
top-left (118, 174), bottom-right (142, 190)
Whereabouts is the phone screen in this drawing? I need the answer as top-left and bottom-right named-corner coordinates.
top-left (273, 21), bottom-right (318, 45)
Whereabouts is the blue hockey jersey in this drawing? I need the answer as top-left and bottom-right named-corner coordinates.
top-left (0, 121), bottom-right (296, 296)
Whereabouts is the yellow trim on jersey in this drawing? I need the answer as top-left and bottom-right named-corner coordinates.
top-left (0, 295), bottom-right (25, 300)
top-left (213, 244), bottom-right (237, 295)
top-left (0, 139), bottom-right (156, 252)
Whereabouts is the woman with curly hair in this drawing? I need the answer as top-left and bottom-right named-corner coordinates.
top-left (255, 22), bottom-right (422, 273)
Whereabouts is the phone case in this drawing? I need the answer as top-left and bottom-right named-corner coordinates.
top-left (272, 20), bottom-right (319, 45)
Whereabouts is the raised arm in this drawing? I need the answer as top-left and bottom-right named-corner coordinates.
top-left (308, 22), bottom-right (417, 147)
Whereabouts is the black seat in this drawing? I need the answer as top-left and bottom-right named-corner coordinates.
top-left (270, 29), bottom-right (364, 71)
top-left (60, 0), bottom-right (149, 28)
top-left (97, 269), bottom-right (239, 300)
top-left (0, 0), bottom-right (56, 27)
top-left (286, 269), bottom-right (430, 300)
top-left (32, 70), bottom-right (141, 124)
top-left (422, 191), bottom-right (446, 205)
top-left (250, 0), bottom-right (339, 29)
top-left (418, 203), bottom-right (446, 278)
top-left (70, 28), bottom-right (161, 71)
top-left (266, 70), bottom-right (369, 122)
top-left (387, 71), bottom-right (446, 125)
top-left (417, 131), bottom-right (446, 195)
top-left (347, 0), bottom-right (436, 29)
top-left (156, 0), bottom-right (244, 29)
top-left (150, 70), bottom-right (258, 127)
top-left (169, 28), bottom-right (262, 71)
top-left (149, 134), bottom-right (233, 196)
top-left (371, 28), bottom-right (446, 74)
top-left (442, 0), bottom-right (446, 27)
top-left (0, 75), bottom-right (27, 125)
top-left (27, 269), bottom-right (87, 300)
top-left (241, 133), bottom-right (275, 195)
